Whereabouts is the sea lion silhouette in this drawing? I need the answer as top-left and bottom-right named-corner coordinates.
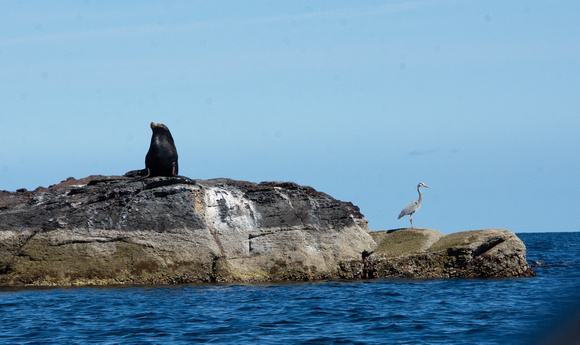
top-left (125, 122), bottom-right (178, 178)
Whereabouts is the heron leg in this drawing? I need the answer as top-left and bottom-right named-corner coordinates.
top-left (410, 214), bottom-right (413, 228)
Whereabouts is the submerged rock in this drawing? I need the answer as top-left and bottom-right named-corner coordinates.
top-left (0, 176), bottom-right (534, 286)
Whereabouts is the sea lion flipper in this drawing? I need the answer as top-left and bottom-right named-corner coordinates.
top-left (124, 169), bottom-right (148, 178)
top-left (131, 168), bottom-right (151, 181)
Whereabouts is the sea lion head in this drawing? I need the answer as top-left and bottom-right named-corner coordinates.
top-left (150, 122), bottom-right (170, 132)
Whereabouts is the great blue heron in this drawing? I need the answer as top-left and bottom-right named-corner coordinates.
top-left (398, 183), bottom-right (430, 228)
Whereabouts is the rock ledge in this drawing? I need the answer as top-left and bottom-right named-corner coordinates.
top-left (367, 228), bottom-right (535, 278)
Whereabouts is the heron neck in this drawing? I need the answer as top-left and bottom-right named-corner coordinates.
top-left (417, 186), bottom-right (423, 204)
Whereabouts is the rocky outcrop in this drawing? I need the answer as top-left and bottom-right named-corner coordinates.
top-left (0, 176), bottom-right (375, 286)
top-left (366, 228), bottom-right (535, 278)
top-left (0, 176), bottom-right (534, 286)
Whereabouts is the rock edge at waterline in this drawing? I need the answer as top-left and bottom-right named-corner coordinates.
top-left (0, 176), bottom-right (534, 286)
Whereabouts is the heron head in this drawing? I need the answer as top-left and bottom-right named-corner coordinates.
top-left (418, 183), bottom-right (430, 189)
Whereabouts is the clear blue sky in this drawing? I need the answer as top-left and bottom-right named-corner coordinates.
top-left (1, 1), bottom-right (578, 234)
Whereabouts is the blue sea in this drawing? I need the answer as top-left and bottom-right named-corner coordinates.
top-left (1, 232), bottom-right (579, 344)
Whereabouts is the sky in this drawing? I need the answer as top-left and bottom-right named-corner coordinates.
top-left (1, 1), bottom-right (578, 234)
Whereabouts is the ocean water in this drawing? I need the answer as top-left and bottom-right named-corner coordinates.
top-left (1, 232), bottom-right (579, 345)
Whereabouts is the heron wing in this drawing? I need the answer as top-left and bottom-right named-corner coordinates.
top-left (398, 200), bottom-right (418, 219)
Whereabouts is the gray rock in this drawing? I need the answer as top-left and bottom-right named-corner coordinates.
top-left (0, 176), bottom-right (375, 286)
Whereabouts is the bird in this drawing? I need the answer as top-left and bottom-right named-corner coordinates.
top-left (398, 183), bottom-right (430, 228)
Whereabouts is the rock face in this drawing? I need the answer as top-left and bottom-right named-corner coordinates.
top-left (0, 176), bottom-right (375, 286)
top-left (367, 228), bottom-right (536, 278)
top-left (0, 176), bottom-right (534, 286)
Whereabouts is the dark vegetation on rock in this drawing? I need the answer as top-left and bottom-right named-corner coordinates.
top-left (0, 176), bottom-right (534, 287)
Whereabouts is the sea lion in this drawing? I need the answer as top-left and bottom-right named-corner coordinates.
top-left (125, 122), bottom-right (179, 178)
top-left (145, 122), bottom-right (178, 177)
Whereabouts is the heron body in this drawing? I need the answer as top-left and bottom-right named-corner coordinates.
top-left (398, 183), bottom-right (430, 228)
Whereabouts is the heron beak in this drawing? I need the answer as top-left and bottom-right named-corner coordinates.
top-left (424, 185), bottom-right (431, 188)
